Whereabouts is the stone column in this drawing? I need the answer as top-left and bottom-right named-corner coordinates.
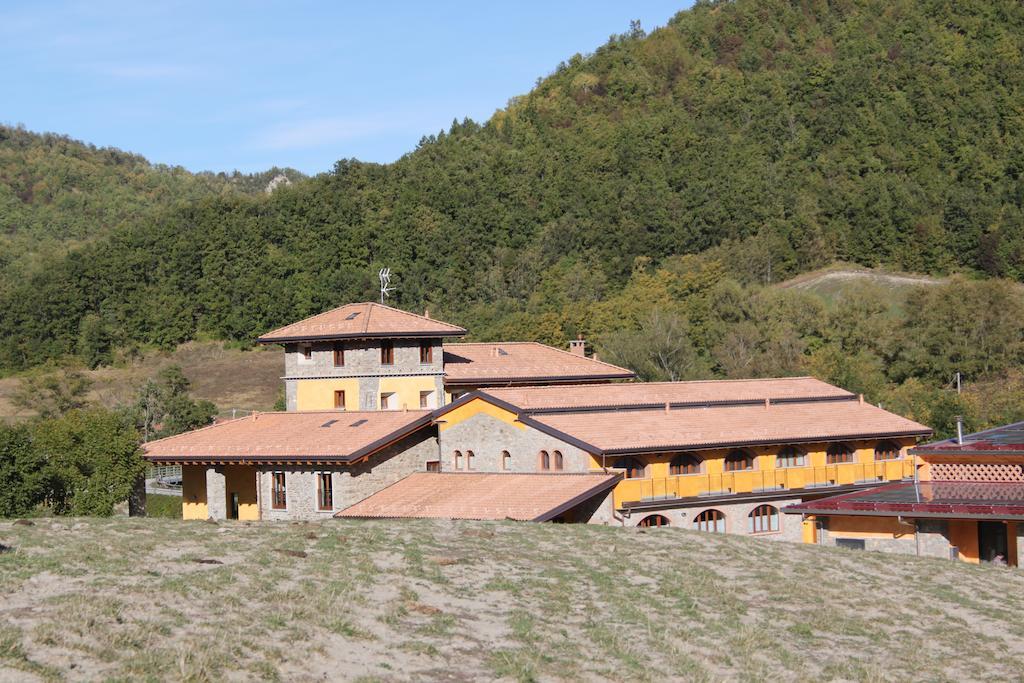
top-left (206, 467), bottom-right (227, 520)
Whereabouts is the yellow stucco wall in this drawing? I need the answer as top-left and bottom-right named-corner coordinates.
top-left (438, 396), bottom-right (525, 431)
top-left (379, 376), bottom-right (440, 411)
top-left (223, 465), bottom-right (259, 521)
top-left (824, 515), bottom-right (913, 539)
top-left (182, 465), bottom-right (208, 520)
top-left (295, 378), bottom-right (360, 411)
top-left (948, 520), bottom-right (980, 563)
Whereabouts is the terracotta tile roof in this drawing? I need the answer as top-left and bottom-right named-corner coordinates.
top-left (142, 410), bottom-right (433, 463)
top-left (479, 376), bottom-right (851, 411)
top-left (527, 399), bottom-right (931, 454)
top-left (784, 481), bottom-right (1024, 519)
top-left (258, 302), bottom-right (466, 342)
top-left (911, 420), bottom-right (1024, 456)
top-left (336, 472), bottom-right (620, 521)
top-left (442, 342), bottom-right (635, 385)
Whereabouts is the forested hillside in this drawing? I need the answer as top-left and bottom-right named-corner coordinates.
top-left (0, 125), bottom-right (303, 276)
top-left (1, 0), bottom-right (1022, 434)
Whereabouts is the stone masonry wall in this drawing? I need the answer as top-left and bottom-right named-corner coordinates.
top-left (623, 497), bottom-right (806, 543)
top-left (258, 431), bottom-right (439, 520)
top-left (284, 339), bottom-right (443, 379)
top-left (206, 468), bottom-right (226, 519)
top-left (438, 411), bottom-right (592, 473)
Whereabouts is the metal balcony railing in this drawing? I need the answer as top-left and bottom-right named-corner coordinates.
top-left (613, 459), bottom-right (914, 508)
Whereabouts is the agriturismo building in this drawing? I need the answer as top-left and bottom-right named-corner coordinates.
top-left (143, 302), bottom-right (932, 543)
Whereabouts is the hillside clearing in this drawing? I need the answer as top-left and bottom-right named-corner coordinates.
top-left (0, 342), bottom-right (281, 422)
top-left (1, 518), bottom-right (1023, 681)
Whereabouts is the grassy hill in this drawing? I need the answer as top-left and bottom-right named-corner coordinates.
top-left (2, 517), bottom-right (1023, 681)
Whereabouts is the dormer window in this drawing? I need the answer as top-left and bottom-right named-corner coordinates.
top-left (381, 340), bottom-right (394, 365)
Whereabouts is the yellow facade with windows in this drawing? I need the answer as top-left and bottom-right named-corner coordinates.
top-left (295, 378), bottom-right (361, 410)
top-left (294, 376), bottom-right (440, 411)
top-left (379, 376), bottom-right (440, 411)
top-left (609, 439), bottom-right (917, 508)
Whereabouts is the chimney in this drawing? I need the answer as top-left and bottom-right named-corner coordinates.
top-left (424, 309), bottom-right (430, 319)
top-left (664, 402), bottom-right (670, 414)
top-left (858, 394), bottom-right (864, 405)
top-left (569, 334), bottom-right (586, 357)
top-left (955, 415), bottom-right (964, 445)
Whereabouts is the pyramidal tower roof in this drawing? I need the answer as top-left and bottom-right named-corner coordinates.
top-left (257, 302), bottom-right (466, 343)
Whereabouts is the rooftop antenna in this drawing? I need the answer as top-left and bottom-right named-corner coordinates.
top-left (378, 267), bottom-right (394, 304)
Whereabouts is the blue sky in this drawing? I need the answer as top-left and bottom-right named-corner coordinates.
top-left (0, 1), bottom-right (688, 175)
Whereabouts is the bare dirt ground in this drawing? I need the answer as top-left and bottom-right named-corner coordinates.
top-left (0, 341), bottom-right (282, 422)
top-left (2, 517), bottom-right (1024, 681)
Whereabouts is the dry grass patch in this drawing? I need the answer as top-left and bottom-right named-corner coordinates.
top-left (2, 517), bottom-right (1024, 681)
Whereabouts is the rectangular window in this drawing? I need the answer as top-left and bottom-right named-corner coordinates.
top-left (380, 392), bottom-right (394, 410)
top-left (333, 390), bottom-right (346, 410)
top-left (426, 460), bottom-right (440, 472)
top-left (271, 472), bottom-right (286, 509)
top-left (298, 343), bottom-right (313, 363)
top-left (380, 340), bottom-right (394, 365)
top-left (317, 472), bottom-right (333, 510)
top-left (419, 341), bottom-right (433, 364)
top-left (419, 390), bottom-right (433, 409)
top-left (333, 342), bottom-right (345, 367)
top-left (835, 538), bottom-right (866, 550)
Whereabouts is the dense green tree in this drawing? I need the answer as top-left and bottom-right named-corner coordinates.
top-left (0, 424), bottom-right (48, 517)
top-left (31, 408), bottom-right (143, 516)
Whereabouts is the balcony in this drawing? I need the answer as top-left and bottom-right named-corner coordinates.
top-left (612, 459), bottom-right (914, 508)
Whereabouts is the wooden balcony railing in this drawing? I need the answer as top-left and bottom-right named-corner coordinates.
top-left (612, 459), bottom-right (914, 508)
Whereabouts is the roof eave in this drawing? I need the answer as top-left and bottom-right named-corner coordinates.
top-left (442, 372), bottom-right (635, 386)
top-left (257, 329), bottom-right (466, 344)
top-left (592, 429), bottom-right (933, 457)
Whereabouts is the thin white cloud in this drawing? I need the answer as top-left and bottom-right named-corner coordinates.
top-left (89, 62), bottom-right (199, 80)
top-left (252, 116), bottom-right (412, 151)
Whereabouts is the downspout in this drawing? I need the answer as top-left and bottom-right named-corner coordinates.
top-left (897, 515), bottom-right (917, 555)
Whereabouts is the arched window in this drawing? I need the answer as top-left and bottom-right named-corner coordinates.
top-left (538, 450), bottom-right (550, 471)
top-left (724, 449), bottom-right (754, 472)
top-left (552, 450), bottom-right (564, 471)
top-left (502, 450), bottom-right (512, 471)
top-left (612, 457), bottom-right (645, 479)
top-left (827, 443), bottom-right (854, 464)
top-left (638, 514), bottom-right (670, 528)
top-left (748, 505), bottom-right (780, 534)
top-left (776, 446), bottom-right (806, 468)
top-left (693, 509), bottom-right (725, 533)
top-left (453, 450), bottom-right (463, 470)
top-left (874, 441), bottom-right (901, 461)
top-left (466, 450), bottom-right (475, 470)
top-left (670, 453), bottom-right (701, 475)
